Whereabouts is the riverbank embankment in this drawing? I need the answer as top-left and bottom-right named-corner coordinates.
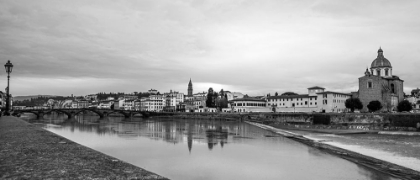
top-left (246, 121), bottom-right (420, 180)
top-left (0, 116), bottom-right (168, 179)
top-left (173, 112), bottom-right (420, 134)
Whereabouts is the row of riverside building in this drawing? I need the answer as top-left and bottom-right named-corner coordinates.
top-left (20, 48), bottom-right (416, 113)
top-left (94, 48), bottom-right (415, 113)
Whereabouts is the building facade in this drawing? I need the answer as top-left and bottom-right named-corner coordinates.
top-left (231, 97), bottom-right (269, 112)
top-left (267, 86), bottom-right (351, 113)
top-left (141, 94), bottom-right (165, 112)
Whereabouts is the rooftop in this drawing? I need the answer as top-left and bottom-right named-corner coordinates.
top-left (316, 91), bottom-right (351, 96)
top-left (371, 48), bottom-right (392, 68)
top-left (230, 97), bottom-right (266, 102)
top-left (267, 94), bottom-right (314, 99)
top-left (307, 86), bottom-right (325, 90)
top-left (382, 75), bottom-right (403, 81)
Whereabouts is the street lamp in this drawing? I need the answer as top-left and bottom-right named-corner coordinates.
top-left (4, 60), bottom-right (13, 115)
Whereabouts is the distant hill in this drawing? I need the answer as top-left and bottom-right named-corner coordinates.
top-left (13, 95), bottom-right (57, 101)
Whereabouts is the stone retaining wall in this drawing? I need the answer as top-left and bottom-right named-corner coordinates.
top-left (173, 112), bottom-right (420, 131)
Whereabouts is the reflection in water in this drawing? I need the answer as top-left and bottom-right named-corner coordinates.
top-left (22, 113), bottom-right (397, 180)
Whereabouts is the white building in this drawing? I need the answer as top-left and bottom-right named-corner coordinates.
top-left (85, 94), bottom-right (98, 101)
top-left (164, 90), bottom-right (184, 107)
top-left (267, 86), bottom-right (351, 113)
top-left (230, 97), bottom-right (270, 113)
top-left (123, 99), bottom-right (136, 110)
top-left (317, 91), bottom-right (352, 113)
top-left (141, 94), bottom-right (165, 112)
top-left (225, 91), bottom-right (244, 101)
top-left (98, 100), bottom-right (113, 109)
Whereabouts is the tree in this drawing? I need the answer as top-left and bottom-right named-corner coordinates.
top-left (367, 100), bottom-right (383, 112)
top-left (281, 92), bottom-right (298, 96)
top-left (219, 89), bottom-right (224, 97)
top-left (206, 88), bottom-right (217, 108)
top-left (275, 92), bottom-right (278, 96)
top-left (345, 98), bottom-right (363, 112)
top-left (397, 100), bottom-right (413, 112)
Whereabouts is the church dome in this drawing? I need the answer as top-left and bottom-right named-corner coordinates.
top-left (371, 48), bottom-right (392, 68)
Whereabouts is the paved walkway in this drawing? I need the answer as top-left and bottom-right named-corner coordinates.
top-left (0, 116), bottom-right (168, 179)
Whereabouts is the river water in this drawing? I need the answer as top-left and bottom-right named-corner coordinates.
top-left (23, 113), bottom-right (397, 180)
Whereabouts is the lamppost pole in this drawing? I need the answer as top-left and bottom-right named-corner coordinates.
top-left (4, 60), bottom-right (13, 116)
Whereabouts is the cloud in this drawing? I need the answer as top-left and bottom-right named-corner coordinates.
top-left (0, 0), bottom-right (419, 96)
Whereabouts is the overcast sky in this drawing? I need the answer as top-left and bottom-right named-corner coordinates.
top-left (1, 0), bottom-right (419, 97)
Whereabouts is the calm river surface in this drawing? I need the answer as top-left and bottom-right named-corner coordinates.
top-left (23, 114), bottom-right (397, 180)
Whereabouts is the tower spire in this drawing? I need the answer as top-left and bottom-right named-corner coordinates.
top-left (188, 78), bottom-right (193, 97)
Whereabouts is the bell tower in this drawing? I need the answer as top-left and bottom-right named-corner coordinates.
top-left (188, 78), bottom-right (193, 97)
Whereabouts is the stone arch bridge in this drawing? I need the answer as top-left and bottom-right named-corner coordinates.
top-left (12, 108), bottom-right (175, 119)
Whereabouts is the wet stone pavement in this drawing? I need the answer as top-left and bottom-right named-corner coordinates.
top-left (0, 116), bottom-right (168, 180)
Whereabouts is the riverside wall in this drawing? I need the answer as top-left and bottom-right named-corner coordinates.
top-left (172, 112), bottom-right (420, 131)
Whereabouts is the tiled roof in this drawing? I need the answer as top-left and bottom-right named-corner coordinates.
top-left (307, 86), bottom-right (325, 89)
top-left (230, 97), bottom-right (266, 102)
top-left (267, 94), bottom-right (314, 99)
top-left (382, 76), bottom-right (403, 81)
top-left (316, 91), bottom-right (351, 96)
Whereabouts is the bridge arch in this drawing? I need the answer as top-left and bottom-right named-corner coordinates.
top-left (73, 108), bottom-right (104, 118)
top-left (130, 111), bottom-right (144, 117)
top-left (45, 109), bottom-right (72, 118)
top-left (105, 110), bottom-right (130, 118)
top-left (13, 110), bottom-right (42, 119)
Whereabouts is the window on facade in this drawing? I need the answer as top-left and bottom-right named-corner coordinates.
top-left (368, 81), bottom-right (372, 89)
top-left (305, 101), bottom-right (308, 105)
top-left (377, 69), bottom-right (381, 76)
top-left (391, 84), bottom-right (395, 93)
top-left (385, 69), bottom-right (389, 76)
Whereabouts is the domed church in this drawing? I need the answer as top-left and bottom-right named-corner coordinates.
top-left (356, 48), bottom-right (404, 112)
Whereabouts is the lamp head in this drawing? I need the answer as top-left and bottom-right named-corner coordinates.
top-left (4, 60), bottom-right (13, 74)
